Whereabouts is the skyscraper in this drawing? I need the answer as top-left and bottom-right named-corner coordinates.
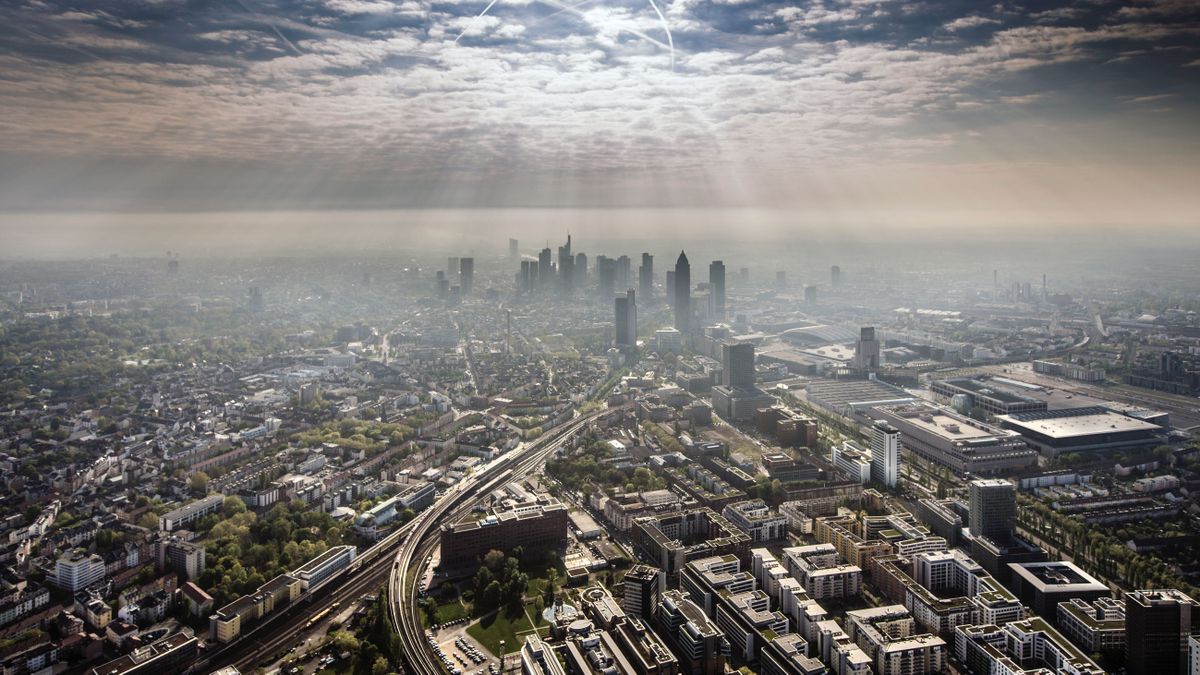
top-left (869, 420), bottom-right (899, 488)
top-left (831, 265), bottom-right (841, 286)
top-left (968, 479), bottom-right (1016, 544)
top-left (459, 257), bottom-right (474, 296)
top-left (615, 290), bottom-right (637, 347)
top-left (616, 255), bottom-right (632, 290)
top-left (665, 270), bottom-right (675, 308)
top-left (775, 270), bottom-right (786, 289)
top-left (674, 251), bottom-right (691, 334)
top-left (804, 285), bottom-right (817, 304)
top-left (709, 260), bottom-right (726, 321)
top-left (557, 234), bottom-right (573, 294)
top-left (575, 252), bottom-right (587, 284)
top-left (854, 326), bottom-right (880, 371)
top-left (596, 256), bottom-right (616, 300)
top-left (1126, 589), bottom-right (1200, 675)
top-left (447, 257), bottom-right (459, 283)
top-left (538, 248), bottom-right (552, 289)
top-left (509, 238), bottom-right (519, 259)
top-left (639, 253), bottom-right (653, 301)
top-left (721, 341), bottom-right (755, 387)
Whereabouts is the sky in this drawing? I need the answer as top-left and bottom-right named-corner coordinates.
top-left (0, 0), bottom-right (1198, 249)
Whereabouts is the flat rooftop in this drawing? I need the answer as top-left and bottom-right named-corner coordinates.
top-left (998, 407), bottom-right (1160, 440)
top-left (1009, 561), bottom-right (1107, 592)
top-left (806, 379), bottom-right (916, 407)
top-left (940, 378), bottom-right (1038, 405)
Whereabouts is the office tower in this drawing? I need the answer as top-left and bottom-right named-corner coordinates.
top-left (558, 235), bottom-right (574, 293)
top-left (616, 255), bottom-right (632, 290)
top-left (596, 256), bottom-right (616, 300)
top-left (854, 326), bottom-right (880, 370)
top-left (739, 267), bottom-right (749, 283)
top-left (509, 238), bottom-right (519, 258)
top-left (538, 248), bottom-right (552, 289)
top-left (447, 257), bottom-right (459, 283)
top-left (519, 261), bottom-right (531, 292)
top-left (804, 285), bottom-right (817, 304)
top-left (709, 260), bottom-right (726, 321)
top-left (775, 270), bottom-right (786, 289)
top-left (720, 342), bottom-right (755, 387)
top-left (575, 252), bottom-right (587, 284)
top-left (665, 270), bottom-right (676, 308)
top-left (615, 290), bottom-right (637, 347)
top-left (436, 270), bottom-right (449, 299)
top-left (1126, 589), bottom-right (1200, 675)
top-left (248, 286), bottom-right (263, 312)
top-left (674, 251), bottom-right (691, 334)
top-left (831, 265), bottom-right (841, 286)
top-left (623, 565), bottom-right (662, 619)
top-left (459, 257), bottom-right (474, 296)
top-left (968, 479), bottom-right (1016, 544)
top-left (639, 253), bottom-right (653, 300)
top-left (528, 261), bottom-right (539, 292)
top-left (993, 269), bottom-right (998, 299)
top-left (167, 257), bottom-right (179, 274)
top-left (869, 420), bottom-right (899, 488)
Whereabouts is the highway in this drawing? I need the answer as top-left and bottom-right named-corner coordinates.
top-left (390, 407), bottom-right (616, 675)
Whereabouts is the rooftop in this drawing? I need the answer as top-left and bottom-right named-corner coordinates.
top-left (997, 407), bottom-right (1161, 440)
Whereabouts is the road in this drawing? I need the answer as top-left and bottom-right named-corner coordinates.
top-left (390, 407), bottom-right (619, 675)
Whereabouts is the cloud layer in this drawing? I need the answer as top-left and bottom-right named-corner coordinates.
top-left (0, 0), bottom-right (1198, 225)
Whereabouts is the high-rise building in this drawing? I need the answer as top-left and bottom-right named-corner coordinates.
top-left (639, 253), bottom-right (654, 300)
top-left (538, 248), bottom-right (553, 289)
top-left (831, 265), bottom-right (841, 286)
top-left (666, 270), bottom-right (676, 308)
top-left (674, 251), bottom-right (691, 334)
top-left (623, 565), bottom-right (662, 619)
top-left (775, 270), bottom-right (786, 289)
top-left (447, 257), bottom-right (459, 283)
top-left (575, 252), bottom-right (587, 284)
top-left (804, 285), bottom-right (817, 304)
top-left (459, 257), bottom-right (474, 296)
top-left (722, 342), bottom-right (755, 387)
top-left (509, 238), bottom-right (519, 258)
top-left (248, 286), bottom-right (263, 312)
top-left (854, 326), bottom-right (880, 371)
top-left (518, 261), bottom-right (531, 293)
top-left (596, 256), bottom-right (616, 300)
top-left (558, 235), bottom-right (573, 294)
top-left (869, 421), bottom-right (899, 488)
top-left (616, 255), bottom-right (632, 290)
top-left (968, 479), bottom-right (1016, 544)
top-left (739, 267), bottom-right (749, 283)
top-left (709, 260), bottom-right (726, 320)
top-left (615, 290), bottom-right (637, 347)
top-left (436, 271), bottom-right (449, 299)
top-left (1126, 589), bottom-right (1200, 675)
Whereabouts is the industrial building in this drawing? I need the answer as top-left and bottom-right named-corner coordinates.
top-left (995, 406), bottom-right (1164, 456)
top-left (873, 403), bottom-right (1038, 476)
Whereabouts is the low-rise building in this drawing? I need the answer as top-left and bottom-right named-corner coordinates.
top-left (1056, 596), bottom-right (1125, 654)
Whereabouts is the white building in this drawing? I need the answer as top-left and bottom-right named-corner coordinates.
top-left (870, 420), bottom-right (900, 488)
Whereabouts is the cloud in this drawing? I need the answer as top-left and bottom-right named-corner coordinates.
top-left (0, 0), bottom-right (1197, 213)
top-left (944, 15), bottom-right (1000, 31)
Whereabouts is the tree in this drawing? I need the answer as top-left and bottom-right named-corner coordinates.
top-left (190, 472), bottom-right (210, 494)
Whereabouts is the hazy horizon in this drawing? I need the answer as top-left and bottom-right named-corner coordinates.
top-left (2, 0), bottom-right (1199, 251)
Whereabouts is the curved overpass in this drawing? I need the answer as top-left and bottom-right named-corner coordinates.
top-left (390, 408), bottom-right (615, 675)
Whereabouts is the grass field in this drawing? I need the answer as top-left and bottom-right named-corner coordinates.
top-left (466, 606), bottom-right (537, 657)
top-left (420, 597), bottom-right (470, 629)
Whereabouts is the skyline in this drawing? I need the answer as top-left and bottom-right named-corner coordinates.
top-left (1, 0), bottom-right (1199, 238)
